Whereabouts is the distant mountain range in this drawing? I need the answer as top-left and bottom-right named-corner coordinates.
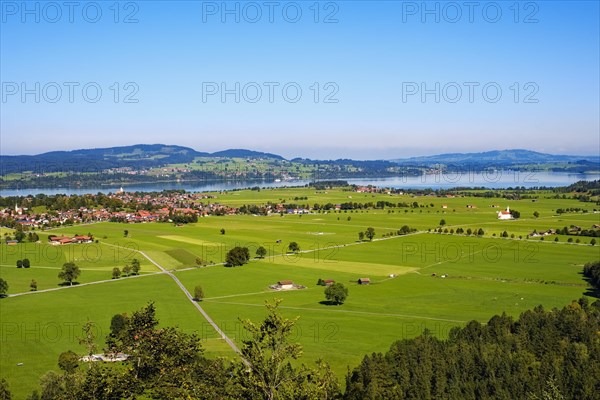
top-left (1, 145), bottom-right (598, 175)
top-left (392, 149), bottom-right (600, 166)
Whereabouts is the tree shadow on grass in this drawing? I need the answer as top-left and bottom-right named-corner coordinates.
top-left (319, 300), bottom-right (342, 306)
top-left (58, 282), bottom-right (81, 287)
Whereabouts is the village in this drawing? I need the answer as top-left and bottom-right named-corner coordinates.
top-left (0, 186), bottom-right (392, 229)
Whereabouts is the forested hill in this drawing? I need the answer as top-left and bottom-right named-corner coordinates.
top-left (0, 145), bottom-right (284, 174)
top-left (345, 298), bottom-right (600, 399)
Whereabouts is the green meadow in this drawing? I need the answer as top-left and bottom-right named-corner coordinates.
top-left (1, 187), bottom-right (599, 397)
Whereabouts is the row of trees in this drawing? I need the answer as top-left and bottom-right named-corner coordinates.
top-left (432, 227), bottom-right (485, 236)
top-left (111, 259), bottom-right (141, 279)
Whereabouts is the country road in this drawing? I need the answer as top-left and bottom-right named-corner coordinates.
top-left (137, 250), bottom-right (245, 359)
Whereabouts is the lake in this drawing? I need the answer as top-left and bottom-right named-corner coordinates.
top-left (1, 171), bottom-right (598, 197)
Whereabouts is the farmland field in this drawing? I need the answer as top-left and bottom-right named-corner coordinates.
top-left (1, 187), bottom-right (599, 397)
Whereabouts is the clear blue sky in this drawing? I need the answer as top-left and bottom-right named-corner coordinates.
top-left (1, 1), bottom-right (598, 159)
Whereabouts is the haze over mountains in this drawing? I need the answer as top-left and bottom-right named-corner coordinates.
top-left (0, 145), bottom-right (598, 175)
top-left (392, 149), bottom-right (600, 165)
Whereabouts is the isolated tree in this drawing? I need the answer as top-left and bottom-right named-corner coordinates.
top-left (58, 262), bottom-right (81, 286)
top-left (439, 219), bottom-right (446, 227)
top-left (256, 246), bottom-right (267, 259)
top-left (533, 211), bottom-right (540, 218)
top-left (79, 320), bottom-right (97, 369)
top-left (466, 228), bottom-right (473, 235)
top-left (131, 258), bottom-right (141, 275)
top-left (124, 229), bottom-right (129, 237)
top-left (237, 299), bottom-right (340, 399)
top-left (0, 278), bottom-right (8, 296)
top-left (365, 227), bottom-right (376, 241)
top-left (30, 279), bottom-right (37, 291)
top-left (324, 283), bottom-right (348, 305)
top-left (226, 246), bottom-right (251, 267)
top-left (112, 267), bottom-right (121, 279)
top-left (477, 228), bottom-right (485, 236)
top-left (288, 241), bottom-right (300, 253)
top-left (591, 238), bottom-right (596, 246)
top-left (510, 209), bottom-right (521, 219)
top-left (23, 258), bottom-right (30, 268)
top-left (195, 257), bottom-right (204, 268)
top-left (16, 260), bottom-right (23, 268)
top-left (122, 264), bottom-right (131, 276)
top-left (193, 285), bottom-right (204, 301)
top-left (358, 231), bottom-right (365, 241)
top-left (58, 350), bottom-right (79, 374)
top-left (220, 228), bottom-right (226, 235)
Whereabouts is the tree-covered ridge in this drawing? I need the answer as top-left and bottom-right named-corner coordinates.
top-left (345, 298), bottom-right (600, 400)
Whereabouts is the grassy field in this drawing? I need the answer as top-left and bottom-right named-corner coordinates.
top-left (1, 187), bottom-right (599, 397)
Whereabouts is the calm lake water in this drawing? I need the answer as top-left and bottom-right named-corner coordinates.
top-left (1, 171), bottom-right (598, 197)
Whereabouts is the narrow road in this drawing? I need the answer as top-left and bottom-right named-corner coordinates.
top-left (138, 251), bottom-right (246, 361)
top-left (7, 272), bottom-right (160, 297)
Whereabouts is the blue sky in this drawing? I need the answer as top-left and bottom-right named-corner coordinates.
top-left (1, 0), bottom-right (598, 159)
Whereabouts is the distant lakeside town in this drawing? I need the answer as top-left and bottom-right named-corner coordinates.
top-left (1, 180), bottom-right (599, 240)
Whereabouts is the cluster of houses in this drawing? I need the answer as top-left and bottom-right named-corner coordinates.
top-left (0, 192), bottom-right (234, 228)
top-left (528, 229), bottom-right (556, 237)
top-left (49, 235), bottom-right (94, 245)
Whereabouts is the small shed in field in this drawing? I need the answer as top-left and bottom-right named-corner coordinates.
top-left (278, 280), bottom-right (294, 290)
top-left (358, 278), bottom-right (371, 285)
